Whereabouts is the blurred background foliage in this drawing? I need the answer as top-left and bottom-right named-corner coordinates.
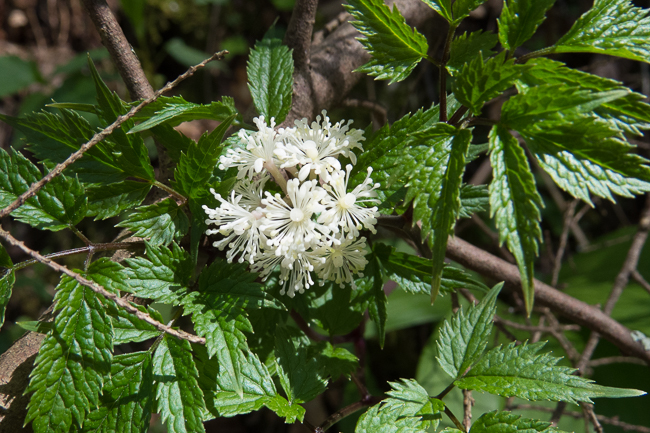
top-left (0, 0), bottom-right (649, 432)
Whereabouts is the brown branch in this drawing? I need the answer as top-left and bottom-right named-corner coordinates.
top-left (551, 199), bottom-right (578, 287)
top-left (341, 99), bottom-right (388, 127)
top-left (588, 356), bottom-right (646, 367)
top-left (462, 389), bottom-right (474, 431)
top-left (576, 198), bottom-right (650, 372)
top-left (284, 0), bottom-right (319, 71)
top-left (493, 316), bottom-right (580, 333)
top-left (444, 236), bottom-right (650, 365)
top-left (0, 51), bottom-right (226, 221)
top-left (82, 0), bottom-right (154, 100)
top-left (0, 227), bottom-right (205, 345)
top-left (631, 270), bottom-right (650, 295)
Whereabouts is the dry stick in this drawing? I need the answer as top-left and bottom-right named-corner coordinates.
top-left (283, 0), bottom-right (319, 71)
top-left (582, 403), bottom-right (604, 433)
top-left (631, 269), bottom-right (650, 295)
top-left (588, 356), bottom-right (646, 367)
top-left (513, 404), bottom-right (650, 433)
top-left (0, 227), bottom-right (205, 345)
top-left (0, 50), bottom-right (227, 221)
top-left (576, 198), bottom-right (650, 373)
top-left (551, 199), bottom-right (578, 287)
top-left (443, 235), bottom-right (650, 365)
top-left (82, 0), bottom-right (154, 100)
top-left (493, 316), bottom-right (580, 333)
top-left (462, 389), bottom-right (474, 431)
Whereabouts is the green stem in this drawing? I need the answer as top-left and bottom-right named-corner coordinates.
top-left (444, 406), bottom-right (467, 432)
top-left (153, 181), bottom-right (188, 205)
top-left (515, 46), bottom-right (556, 64)
top-left (11, 241), bottom-right (144, 272)
top-left (69, 226), bottom-right (92, 245)
top-left (436, 382), bottom-right (456, 400)
top-left (439, 24), bottom-right (458, 123)
top-left (318, 396), bottom-right (384, 432)
top-left (425, 55), bottom-right (441, 67)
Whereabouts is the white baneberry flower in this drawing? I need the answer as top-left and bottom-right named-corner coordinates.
top-left (274, 110), bottom-right (364, 182)
top-left (260, 179), bottom-right (334, 255)
top-left (203, 188), bottom-right (266, 264)
top-left (315, 236), bottom-right (369, 289)
top-left (234, 175), bottom-right (268, 210)
top-left (251, 245), bottom-right (324, 297)
top-left (319, 165), bottom-right (380, 238)
top-left (219, 116), bottom-right (287, 179)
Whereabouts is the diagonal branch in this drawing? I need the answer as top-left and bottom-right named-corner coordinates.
top-left (82, 0), bottom-right (154, 100)
top-left (284, 0), bottom-right (319, 71)
top-left (0, 51), bottom-right (227, 221)
top-left (0, 226), bottom-right (205, 345)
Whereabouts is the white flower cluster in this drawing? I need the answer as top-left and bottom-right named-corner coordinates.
top-left (204, 111), bottom-right (380, 297)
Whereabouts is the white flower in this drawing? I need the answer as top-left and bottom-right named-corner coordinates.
top-left (274, 110), bottom-right (364, 182)
top-left (260, 178), bottom-right (333, 255)
top-left (319, 165), bottom-right (380, 238)
top-left (234, 175), bottom-right (268, 210)
top-left (219, 116), bottom-right (287, 179)
top-left (251, 245), bottom-right (324, 297)
top-left (203, 188), bottom-right (266, 264)
top-left (315, 236), bottom-right (368, 288)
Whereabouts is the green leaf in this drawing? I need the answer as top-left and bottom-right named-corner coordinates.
top-left (88, 58), bottom-right (155, 182)
top-left (0, 147), bottom-right (88, 231)
top-left (87, 181), bottom-right (152, 220)
top-left (275, 326), bottom-right (329, 404)
top-left (150, 124), bottom-right (194, 163)
top-left (123, 242), bottom-right (192, 304)
top-left (519, 58), bottom-right (650, 135)
top-left (488, 126), bottom-right (543, 315)
top-left (182, 259), bottom-right (280, 398)
top-left (82, 352), bottom-right (154, 433)
top-left (345, 0), bottom-right (429, 84)
top-left (420, 0), bottom-right (452, 22)
top-left (86, 258), bottom-right (132, 294)
top-left (447, 30), bottom-right (498, 76)
top-left (153, 335), bottom-right (206, 433)
top-left (452, 0), bottom-right (489, 23)
top-left (172, 115), bottom-right (236, 198)
top-left (456, 341), bottom-right (647, 403)
top-left (437, 283), bottom-right (502, 379)
top-left (129, 96), bottom-right (238, 134)
top-left (109, 302), bottom-right (163, 345)
top-left (116, 198), bottom-right (189, 246)
top-left (452, 52), bottom-right (528, 114)
top-left (429, 129), bottom-right (472, 302)
top-left (356, 379), bottom-right (444, 433)
top-left (459, 184), bottom-right (489, 218)
top-left (26, 274), bottom-right (113, 432)
top-left (470, 411), bottom-right (566, 433)
top-left (247, 35), bottom-right (294, 123)
top-left (553, 0), bottom-right (650, 63)
top-left (501, 84), bottom-right (630, 128)
top-left (0, 243), bottom-right (13, 268)
top-left (317, 342), bottom-right (358, 380)
top-left (0, 55), bottom-right (42, 97)
top-left (518, 115), bottom-right (650, 204)
top-left (0, 270), bottom-right (15, 328)
top-left (0, 109), bottom-right (128, 184)
top-left (498, 0), bottom-right (556, 52)
top-left (358, 250), bottom-right (388, 348)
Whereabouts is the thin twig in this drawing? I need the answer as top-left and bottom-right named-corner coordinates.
top-left (462, 389), bottom-right (474, 431)
top-left (576, 198), bottom-right (650, 372)
top-left (588, 356), bottom-right (647, 367)
top-left (317, 397), bottom-right (383, 432)
top-left (551, 199), bottom-right (578, 287)
top-left (0, 227), bottom-right (205, 345)
top-left (631, 270), bottom-right (650, 295)
top-left (444, 406), bottom-right (466, 432)
top-left (513, 404), bottom-right (650, 433)
top-left (493, 316), bottom-right (580, 333)
top-left (341, 99), bottom-right (388, 127)
top-left (0, 51), bottom-right (227, 221)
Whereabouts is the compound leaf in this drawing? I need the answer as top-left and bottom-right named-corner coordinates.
top-left (116, 198), bottom-right (189, 246)
top-left (247, 35), bottom-right (294, 123)
top-left (470, 411), bottom-right (566, 433)
top-left (346, 0), bottom-right (429, 84)
top-left (447, 30), bottom-right (498, 76)
top-left (498, 0), bottom-right (556, 51)
top-left (123, 242), bottom-right (192, 304)
top-left (26, 273), bottom-right (113, 432)
top-left (153, 335), bottom-right (206, 433)
top-left (87, 180), bottom-right (152, 220)
top-left (437, 283), bottom-right (502, 379)
top-left (82, 352), bottom-right (154, 433)
top-left (109, 302), bottom-right (164, 345)
top-left (0, 147), bottom-right (87, 231)
top-left (456, 341), bottom-right (646, 403)
top-left (429, 129), bottom-right (471, 302)
top-left (553, 0), bottom-right (650, 63)
top-left (452, 52), bottom-right (528, 114)
top-left (172, 115), bottom-right (236, 198)
top-left (488, 126), bottom-right (543, 315)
